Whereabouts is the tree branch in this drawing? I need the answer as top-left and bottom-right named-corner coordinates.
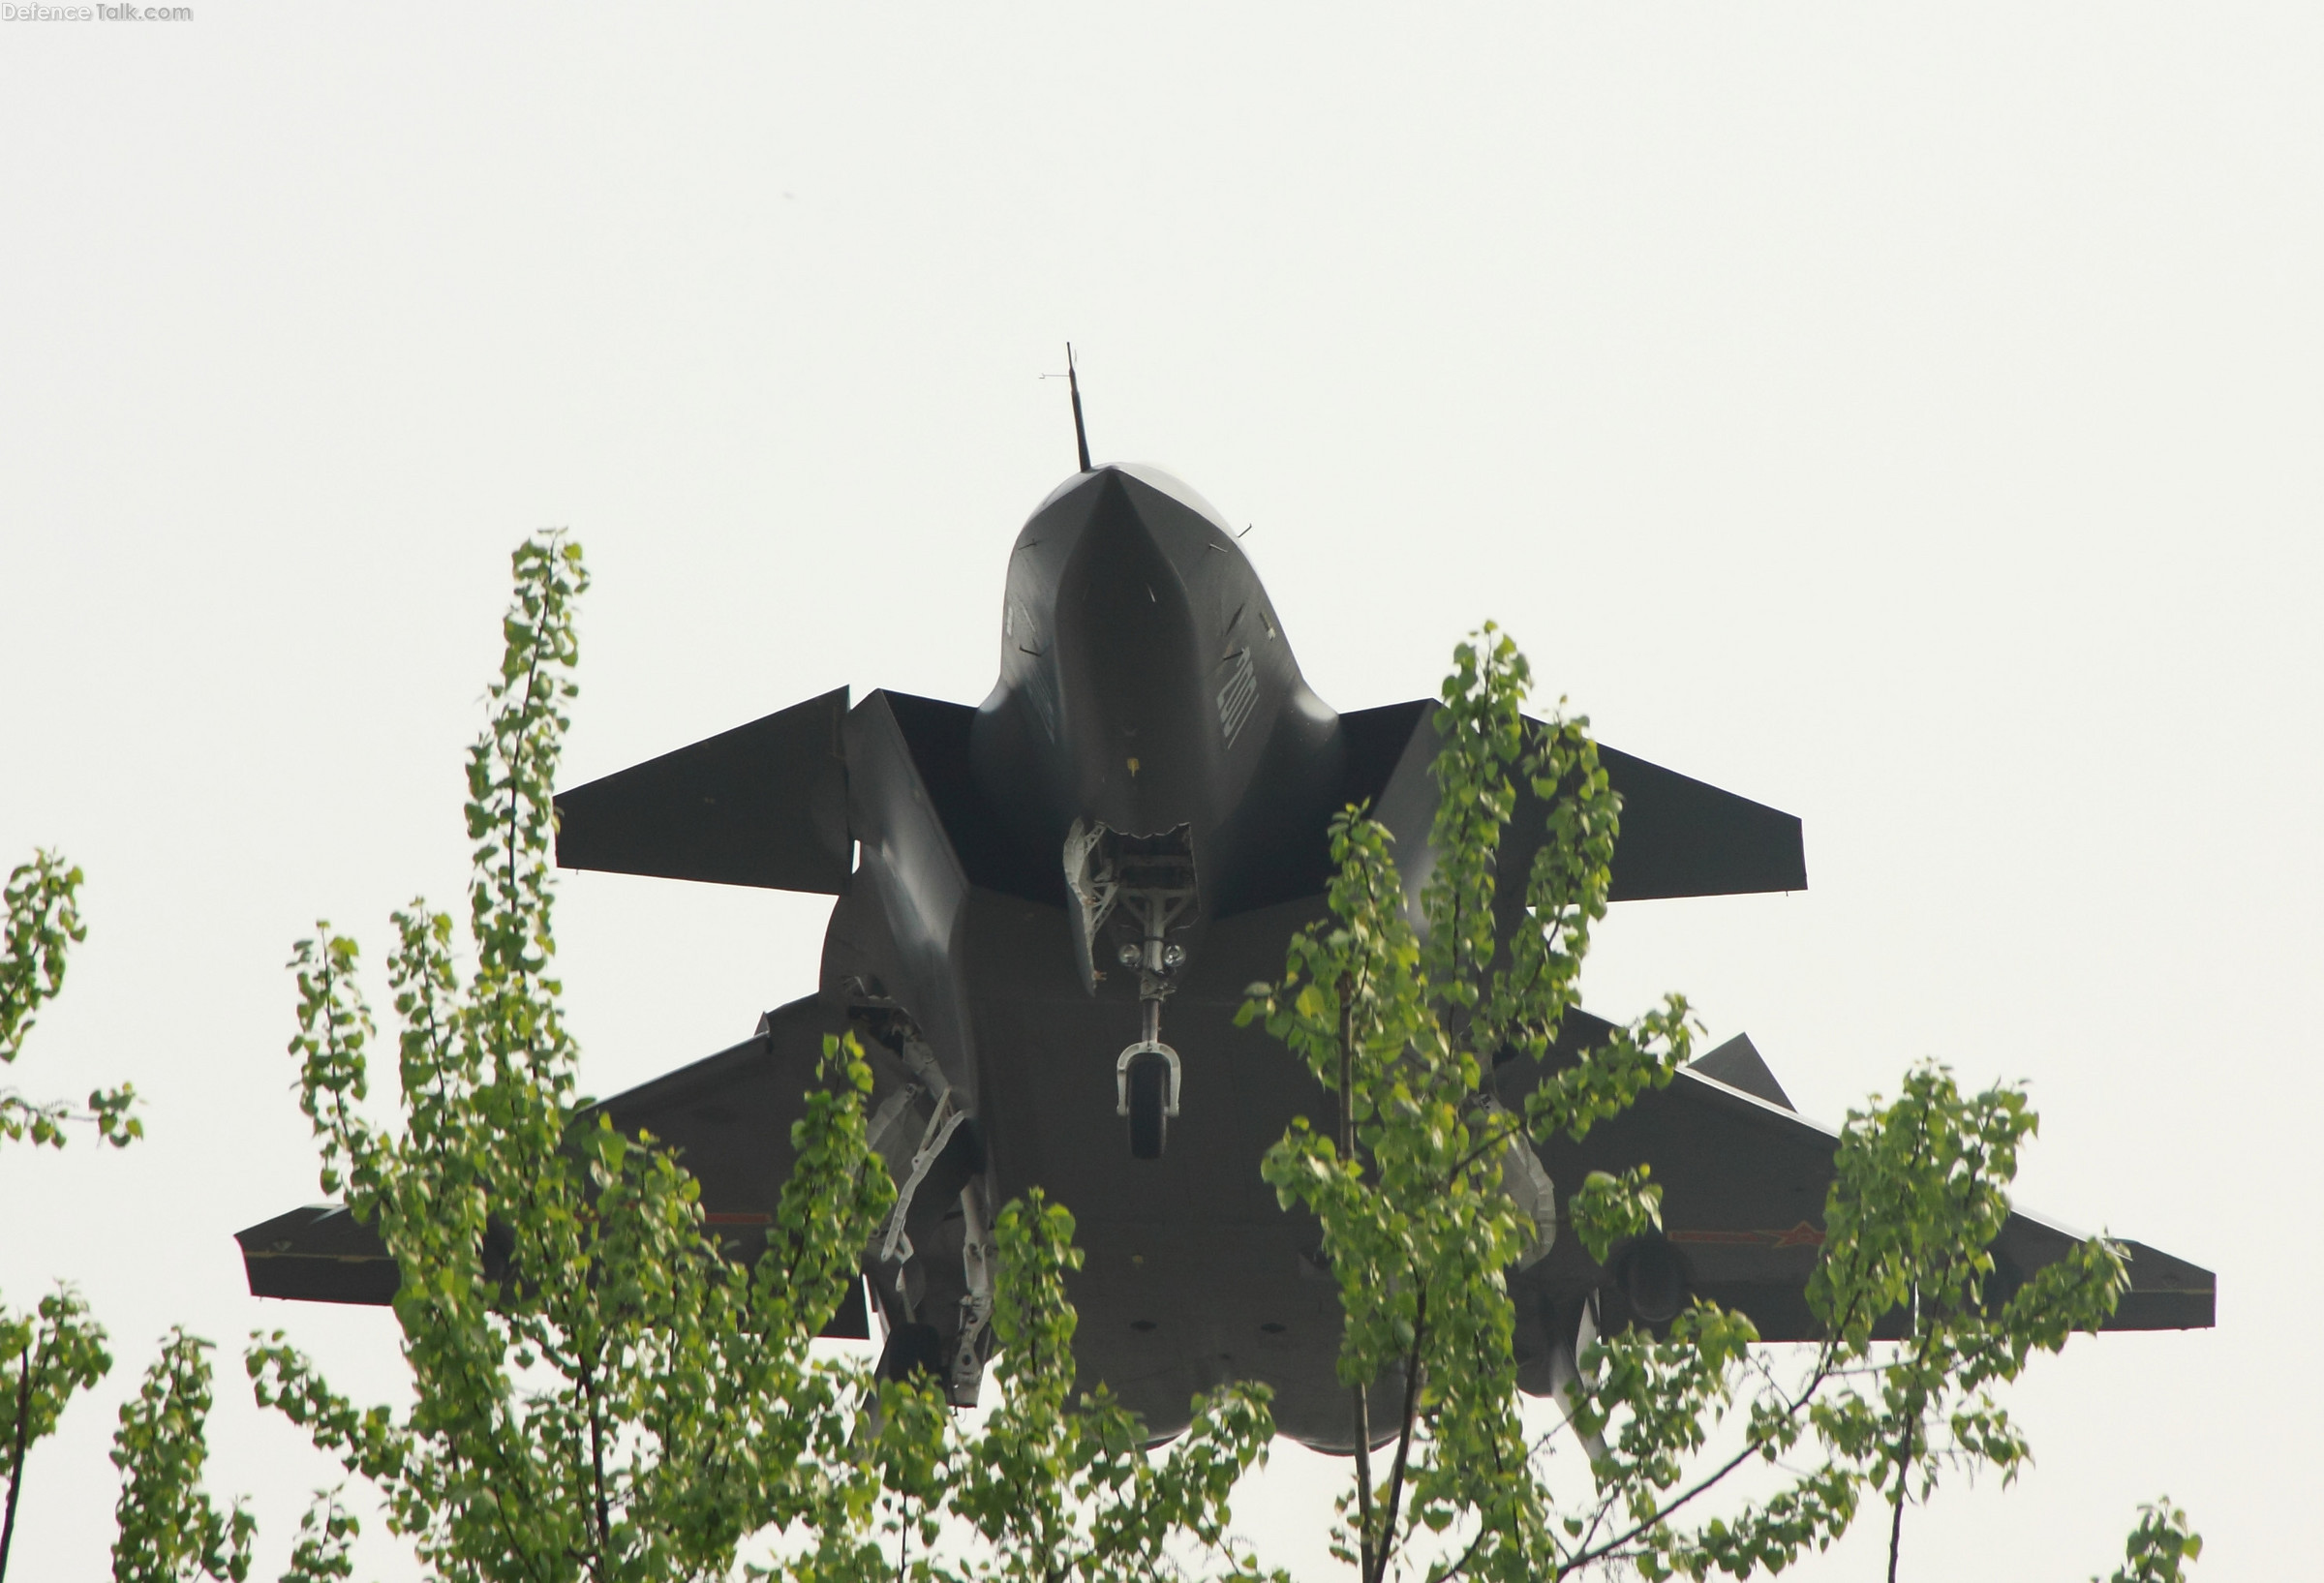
top-left (580, 1343), bottom-right (612, 1576)
top-left (1887, 1295), bottom-right (1942, 1583)
top-left (1371, 1290), bottom-right (1428, 1583)
top-left (1562, 1340), bottom-right (1845, 1574)
top-left (0, 1350), bottom-right (31, 1583)
top-left (1340, 982), bottom-right (1379, 1583)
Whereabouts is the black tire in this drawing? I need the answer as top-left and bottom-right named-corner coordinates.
top-left (1617, 1234), bottom-right (1688, 1325)
top-left (1127, 1054), bottom-right (1169, 1160)
top-left (875, 1321), bottom-right (945, 1384)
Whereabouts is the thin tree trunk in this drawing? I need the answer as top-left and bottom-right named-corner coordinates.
top-left (0, 1351), bottom-right (34, 1583)
top-left (1341, 989), bottom-right (1376, 1583)
top-left (1885, 1463), bottom-right (1908, 1583)
top-left (581, 1348), bottom-right (611, 1573)
top-left (1887, 1285), bottom-right (1936, 1583)
top-left (1370, 1294), bottom-right (1428, 1583)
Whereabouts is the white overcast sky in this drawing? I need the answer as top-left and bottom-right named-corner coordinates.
top-left (2, 5), bottom-right (2315, 1578)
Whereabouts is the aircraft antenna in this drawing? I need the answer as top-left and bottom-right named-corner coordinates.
top-left (1066, 343), bottom-right (1092, 472)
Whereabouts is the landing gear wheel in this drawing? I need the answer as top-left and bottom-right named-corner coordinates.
top-left (1127, 1052), bottom-right (1170, 1160)
top-left (1614, 1233), bottom-right (1689, 1326)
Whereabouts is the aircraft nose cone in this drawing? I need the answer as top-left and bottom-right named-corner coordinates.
top-left (1065, 478), bottom-right (1184, 649)
top-left (1054, 474), bottom-right (1215, 834)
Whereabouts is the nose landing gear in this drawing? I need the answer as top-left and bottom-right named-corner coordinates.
top-left (1116, 997), bottom-right (1181, 1160)
top-left (1066, 820), bottom-right (1198, 1159)
top-left (1112, 893), bottom-right (1189, 1159)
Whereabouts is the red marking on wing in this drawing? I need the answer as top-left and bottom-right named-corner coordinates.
top-left (1667, 1221), bottom-right (1827, 1250)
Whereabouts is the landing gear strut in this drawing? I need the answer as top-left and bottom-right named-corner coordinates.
top-left (1065, 819), bottom-right (1196, 1160)
top-left (1116, 994), bottom-right (1181, 1160)
top-left (1112, 879), bottom-right (1188, 1159)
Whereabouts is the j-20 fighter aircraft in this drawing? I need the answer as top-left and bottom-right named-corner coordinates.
top-left (240, 444), bottom-right (2216, 1453)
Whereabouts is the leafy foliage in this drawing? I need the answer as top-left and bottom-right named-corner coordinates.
top-left (278, 1488), bottom-right (362, 1583)
top-left (247, 534), bottom-right (902, 1581)
top-left (229, 551), bottom-right (2193, 1582)
top-left (1240, 624), bottom-right (2161, 1583)
top-left (0, 849), bottom-right (138, 1150)
top-left (1808, 1065), bottom-right (2128, 1580)
top-left (1240, 626), bottom-right (1696, 1583)
top-left (0, 850), bottom-right (82, 1064)
top-left (0, 849), bottom-right (138, 1583)
top-left (781, 1191), bottom-right (1280, 1583)
top-left (0, 1286), bottom-right (113, 1580)
top-left (110, 1329), bottom-right (255, 1583)
top-left (2099, 1498), bottom-right (2202, 1583)
top-left (242, 533), bottom-right (1301, 1583)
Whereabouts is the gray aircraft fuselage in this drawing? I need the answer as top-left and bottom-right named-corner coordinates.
top-left (237, 461), bottom-right (2214, 1454)
top-left (831, 463), bottom-right (1401, 1444)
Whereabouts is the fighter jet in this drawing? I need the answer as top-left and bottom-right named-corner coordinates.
top-left (240, 410), bottom-right (2215, 1452)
